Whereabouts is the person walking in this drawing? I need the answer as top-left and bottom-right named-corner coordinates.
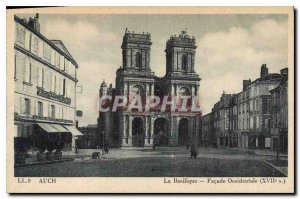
top-left (190, 143), bottom-right (198, 159)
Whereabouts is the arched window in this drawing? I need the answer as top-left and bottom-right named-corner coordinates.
top-left (182, 55), bottom-right (188, 71)
top-left (135, 52), bottom-right (142, 68)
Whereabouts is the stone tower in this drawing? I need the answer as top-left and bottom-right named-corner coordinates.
top-left (99, 80), bottom-right (107, 97)
top-left (116, 29), bottom-right (156, 147)
top-left (121, 29), bottom-right (152, 70)
top-left (165, 30), bottom-right (197, 74)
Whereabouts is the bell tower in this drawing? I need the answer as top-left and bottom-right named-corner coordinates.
top-left (121, 28), bottom-right (152, 71)
top-left (165, 30), bottom-right (197, 74)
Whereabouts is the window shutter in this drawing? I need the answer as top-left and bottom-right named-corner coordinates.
top-left (20, 96), bottom-right (24, 114)
top-left (48, 104), bottom-right (50, 117)
top-left (37, 67), bottom-right (40, 87)
top-left (35, 100), bottom-right (38, 116)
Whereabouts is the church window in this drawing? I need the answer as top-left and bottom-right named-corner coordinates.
top-left (182, 55), bottom-right (188, 71)
top-left (135, 52), bottom-right (142, 68)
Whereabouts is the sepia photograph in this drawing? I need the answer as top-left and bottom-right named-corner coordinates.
top-left (6, 6), bottom-right (294, 193)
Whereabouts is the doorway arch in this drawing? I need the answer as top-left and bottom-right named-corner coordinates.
top-left (153, 118), bottom-right (169, 146)
top-left (178, 118), bottom-right (189, 146)
top-left (132, 117), bottom-right (144, 147)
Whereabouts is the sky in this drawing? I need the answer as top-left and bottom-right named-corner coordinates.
top-left (18, 13), bottom-right (288, 126)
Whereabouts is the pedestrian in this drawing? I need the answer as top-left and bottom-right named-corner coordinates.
top-left (152, 145), bottom-right (156, 151)
top-left (75, 143), bottom-right (78, 156)
top-left (104, 146), bottom-right (109, 154)
top-left (190, 144), bottom-right (198, 159)
top-left (186, 144), bottom-right (189, 150)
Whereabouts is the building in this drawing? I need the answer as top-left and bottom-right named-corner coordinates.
top-left (212, 93), bottom-right (232, 147)
top-left (98, 30), bottom-right (202, 147)
top-left (204, 64), bottom-right (284, 149)
top-left (201, 113), bottom-right (214, 147)
top-left (237, 64), bottom-right (281, 149)
top-left (270, 68), bottom-right (288, 154)
top-left (77, 124), bottom-right (99, 149)
top-left (14, 14), bottom-right (82, 153)
top-left (228, 94), bottom-right (238, 147)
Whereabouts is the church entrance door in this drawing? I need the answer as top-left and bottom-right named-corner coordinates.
top-left (132, 117), bottom-right (144, 147)
top-left (178, 118), bottom-right (189, 146)
top-left (153, 118), bottom-right (168, 146)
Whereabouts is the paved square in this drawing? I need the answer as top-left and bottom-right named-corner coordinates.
top-left (15, 148), bottom-right (285, 177)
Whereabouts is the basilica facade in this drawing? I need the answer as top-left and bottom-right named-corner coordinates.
top-left (98, 30), bottom-right (201, 147)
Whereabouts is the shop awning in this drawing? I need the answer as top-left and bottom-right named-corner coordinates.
top-left (37, 123), bottom-right (59, 133)
top-left (63, 125), bottom-right (84, 136)
top-left (50, 124), bottom-right (70, 132)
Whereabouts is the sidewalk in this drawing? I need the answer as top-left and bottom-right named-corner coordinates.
top-left (15, 156), bottom-right (73, 167)
top-left (232, 147), bottom-right (288, 158)
top-left (71, 147), bottom-right (287, 162)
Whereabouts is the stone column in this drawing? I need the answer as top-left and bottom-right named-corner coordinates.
top-left (147, 50), bottom-right (150, 70)
top-left (127, 116), bottom-right (132, 146)
top-left (130, 49), bottom-right (133, 68)
top-left (150, 118), bottom-right (154, 145)
top-left (191, 86), bottom-right (195, 97)
top-left (175, 52), bottom-right (178, 71)
top-left (188, 53), bottom-right (191, 71)
top-left (171, 84), bottom-right (175, 96)
top-left (151, 83), bottom-right (154, 96)
top-left (141, 50), bottom-right (146, 69)
top-left (146, 84), bottom-right (149, 96)
top-left (126, 49), bottom-right (131, 68)
top-left (144, 116), bottom-right (149, 146)
top-left (191, 53), bottom-right (195, 72)
top-left (122, 114), bottom-right (128, 146)
top-left (125, 49), bottom-right (131, 68)
top-left (172, 52), bottom-right (175, 71)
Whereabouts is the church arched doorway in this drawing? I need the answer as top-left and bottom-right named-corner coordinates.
top-left (178, 118), bottom-right (189, 146)
top-left (153, 118), bottom-right (169, 146)
top-left (132, 117), bottom-right (144, 147)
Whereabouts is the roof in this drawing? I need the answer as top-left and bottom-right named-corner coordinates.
top-left (51, 40), bottom-right (76, 64)
top-left (100, 81), bottom-right (107, 88)
top-left (14, 15), bottom-right (79, 68)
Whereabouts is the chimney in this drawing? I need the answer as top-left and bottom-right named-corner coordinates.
top-left (260, 64), bottom-right (268, 79)
top-left (243, 79), bottom-right (251, 91)
top-left (280, 67), bottom-right (288, 76)
top-left (28, 13), bottom-right (40, 32)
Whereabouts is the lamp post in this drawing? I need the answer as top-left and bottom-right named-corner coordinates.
top-left (102, 131), bottom-right (105, 155)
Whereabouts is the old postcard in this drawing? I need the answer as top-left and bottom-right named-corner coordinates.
top-left (6, 7), bottom-right (294, 193)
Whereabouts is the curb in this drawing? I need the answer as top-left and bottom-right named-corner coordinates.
top-left (14, 158), bottom-right (74, 168)
top-left (263, 160), bottom-right (288, 177)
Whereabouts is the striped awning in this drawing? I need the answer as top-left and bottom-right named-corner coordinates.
top-left (63, 125), bottom-right (84, 136)
top-left (37, 123), bottom-right (59, 133)
top-left (50, 124), bottom-right (69, 132)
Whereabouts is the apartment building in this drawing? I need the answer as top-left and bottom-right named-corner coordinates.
top-left (14, 14), bottom-right (82, 152)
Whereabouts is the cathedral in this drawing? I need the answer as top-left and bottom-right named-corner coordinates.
top-left (98, 29), bottom-right (201, 147)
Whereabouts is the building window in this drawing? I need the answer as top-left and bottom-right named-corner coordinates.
top-left (38, 101), bottom-right (43, 116)
top-left (16, 24), bottom-right (25, 44)
top-left (63, 79), bottom-right (66, 96)
top-left (24, 98), bottom-right (30, 115)
top-left (51, 105), bottom-right (55, 118)
top-left (56, 52), bottom-right (60, 67)
top-left (135, 52), bottom-right (142, 68)
top-left (43, 42), bottom-right (52, 60)
top-left (267, 99), bottom-right (272, 114)
top-left (182, 55), bottom-right (188, 71)
top-left (14, 55), bottom-right (17, 80)
top-left (24, 62), bottom-right (32, 84)
top-left (37, 67), bottom-right (44, 88)
top-left (32, 36), bottom-right (38, 54)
